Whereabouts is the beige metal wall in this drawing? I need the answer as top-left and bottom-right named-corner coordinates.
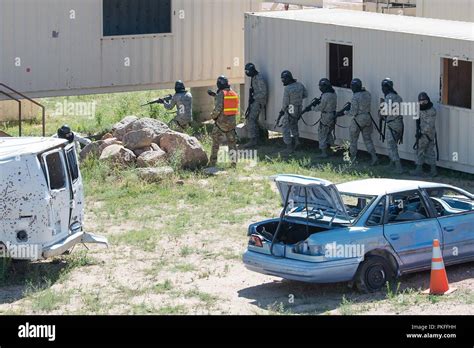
top-left (245, 12), bottom-right (474, 173)
top-left (0, 0), bottom-right (261, 98)
top-left (417, 0), bottom-right (474, 22)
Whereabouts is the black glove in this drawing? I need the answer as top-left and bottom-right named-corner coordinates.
top-left (207, 89), bottom-right (217, 97)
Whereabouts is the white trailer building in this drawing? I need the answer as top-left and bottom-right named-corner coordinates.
top-left (245, 9), bottom-right (474, 173)
top-left (0, 0), bottom-right (262, 123)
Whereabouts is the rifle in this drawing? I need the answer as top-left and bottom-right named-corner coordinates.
top-left (141, 94), bottom-right (172, 107)
top-left (299, 96), bottom-right (322, 127)
top-left (336, 102), bottom-right (351, 117)
top-left (413, 118), bottom-right (422, 150)
top-left (274, 110), bottom-right (285, 129)
top-left (301, 96), bottom-right (321, 117)
top-left (244, 87), bottom-right (255, 119)
top-left (378, 98), bottom-right (386, 142)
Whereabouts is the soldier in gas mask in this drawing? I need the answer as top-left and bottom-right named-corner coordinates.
top-left (208, 76), bottom-right (239, 168)
top-left (164, 80), bottom-right (193, 131)
top-left (278, 70), bottom-right (308, 154)
top-left (411, 92), bottom-right (437, 177)
top-left (337, 78), bottom-right (378, 165)
top-left (380, 78), bottom-right (404, 173)
top-left (303, 78), bottom-right (337, 158)
top-left (242, 63), bottom-right (268, 149)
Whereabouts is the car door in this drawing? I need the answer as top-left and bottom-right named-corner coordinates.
top-left (42, 149), bottom-right (70, 242)
top-left (423, 187), bottom-right (474, 264)
top-left (64, 144), bottom-right (84, 231)
top-left (383, 190), bottom-right (442, 271)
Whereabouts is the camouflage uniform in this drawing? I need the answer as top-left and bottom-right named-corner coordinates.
top-left (164, 91), bottom-right (193, 130)
top-left (281, 81), bottom-right (308, 145)
top-left (209, 89), bottom-right (237, 165)
top-left (416, 107), bottom-right (437, 166)
top-left (383, 92), bottom-right (404, 162)
top-left (312, 92), bottom-right (337, 150)
top-left (348, 89), bottom-right (376, 159)
top-left (247, 74), bottom-right (267, 139)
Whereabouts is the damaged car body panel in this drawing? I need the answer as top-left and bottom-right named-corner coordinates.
top-left (0, 137), bottom-right (108, 261)
top-left (243, 175), bottom-right (474, 291)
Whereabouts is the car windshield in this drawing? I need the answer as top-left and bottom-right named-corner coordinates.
top-left (284, 192), bottom-right (376, 225)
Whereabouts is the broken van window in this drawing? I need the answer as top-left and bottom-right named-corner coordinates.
top-left (66, 148), bottom-right (79, 182)
top-left (45, 152), bottom-right (66, 190)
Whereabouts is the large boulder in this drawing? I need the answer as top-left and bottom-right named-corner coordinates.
top-left (133, 146), bottom-right (153, 157)
top-left (98, 138), bottom-right (122, 154)
top-left (159, 132), bottom-right (208, 169)
top-left (99, 144), bottom-right (136, 165)
top-left (137, 149), bottom-right (167, 168)
top-left (122, 128), bottom-right (156, 150)
top-left (80, 140), bottom-right (104, 161)
top-left (137, 166), bottom-right (174, 183)
top-left (123, 117), bottom-right (170, 140)
top-left (112, 115), bottom-right (139, 140)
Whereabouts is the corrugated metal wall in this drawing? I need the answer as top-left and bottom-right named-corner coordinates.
top-left (0, 0), bottom-right (261, 98)
top-left (417, 0), bottom-right (474, 22)
top-left (245, 12), bottom-right (474, 173)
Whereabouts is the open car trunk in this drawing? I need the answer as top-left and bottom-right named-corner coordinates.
top-left (255, 219), bottom-right (331, 245)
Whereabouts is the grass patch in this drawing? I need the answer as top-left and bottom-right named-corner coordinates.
top-left (172, 263), bottom-right (197, 273)
top-left (153, 280), bottom-right (173, 294)
top-left (109, 228), bottom-right (159, 252)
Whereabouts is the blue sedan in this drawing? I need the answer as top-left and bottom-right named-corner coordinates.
top-left (243, 174), bottom-right (474, 292)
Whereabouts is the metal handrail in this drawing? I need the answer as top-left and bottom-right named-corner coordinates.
top-left (0, 83), bottom-right (46, 136)
top-left (0, 91), bottom-right (22, 136)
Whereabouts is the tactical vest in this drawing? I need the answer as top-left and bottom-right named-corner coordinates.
top-left (223, 90), bottom-right (239, 116)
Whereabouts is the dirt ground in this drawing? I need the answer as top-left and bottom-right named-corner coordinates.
top-left (1, 173), bottom-right (473, 315)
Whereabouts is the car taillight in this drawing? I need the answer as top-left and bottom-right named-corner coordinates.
top-left (249, 234), bottom-right (263, 247)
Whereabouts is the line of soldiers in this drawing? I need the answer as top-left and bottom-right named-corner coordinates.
top-left (241, 63), bottom-right (438, 177)
top-left (157, 64), bottom-right (438, 177)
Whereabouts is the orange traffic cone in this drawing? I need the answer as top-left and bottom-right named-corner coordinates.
top-left (423, 239), bottom-right (456, 295)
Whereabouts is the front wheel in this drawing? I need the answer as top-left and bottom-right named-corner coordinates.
top-left (355, 256), bottom-right (395, 293)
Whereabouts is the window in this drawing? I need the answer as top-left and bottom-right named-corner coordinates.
top-left (441, 58), bottom-right (472, 109)
top-left (387, 191), bottom-right (429, 223)
top-left (45, 152), bottom-right (66, 190)
top-left (367, 197), bottom-right (386, 226)
top-left (103, 0), bottom-right (172, 37)
top-left (66, 149), bottom-right (79, 182)
top-left (426, 187), bottom-right (474, 217)
top-left (329, 43), bottom-right (353, 88)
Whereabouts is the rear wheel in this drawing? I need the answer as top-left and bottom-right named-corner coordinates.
top-left (355, 256), bottom-right (395, 293)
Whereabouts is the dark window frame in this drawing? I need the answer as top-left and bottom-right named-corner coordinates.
top-left (441, 57), bottom-right (472, 110)
top-left (44, 151), bottom-right (67, 191)
top-left (329, 43), bottom-right (353, 89)
top-left (102, 0), bottom-right (172, 37)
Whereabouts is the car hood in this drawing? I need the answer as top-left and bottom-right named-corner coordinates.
top-left (274, 174), bottom-right (348, 218)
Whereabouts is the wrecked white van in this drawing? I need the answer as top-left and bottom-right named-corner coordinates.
top-left (0, 137), bottom-right (107, 260)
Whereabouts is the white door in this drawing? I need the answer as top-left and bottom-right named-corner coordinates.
top-left (64, 144), bottom-right (84, 231)
top-left (42, 149), bottom-right (70, 241)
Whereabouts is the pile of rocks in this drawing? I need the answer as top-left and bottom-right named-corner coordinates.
top-left (80, 116), bottom-right (208, 181)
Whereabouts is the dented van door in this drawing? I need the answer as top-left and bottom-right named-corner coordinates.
top-left (64, 144), bottom-right (84, 231)
top-left (41, 149), bottom-right (70, 241)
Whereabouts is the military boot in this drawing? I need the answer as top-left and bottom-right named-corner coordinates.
top-left (294, 137), bottom-right (301, 151)
top-left (316, 148), bottom-right (330, 159)
top-left (385, 161), bottom-right (394, 168)
top-left (370, 152), bottom-right (379, 166)
top-left (282, 143), bottom-right (295, 155)
top-left (410, 165), bottom-right (424, 176)
top-left (242, 138), bottom-right (258, 149)
top-left (429, 165), bottom-right (438, 177)
top-left (394, 160), bottom-right (404, 174)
